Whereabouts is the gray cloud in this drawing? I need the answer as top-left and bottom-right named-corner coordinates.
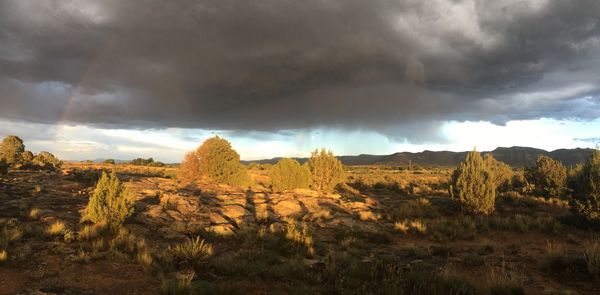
top-left (0, 0), bottom-right (599, 142)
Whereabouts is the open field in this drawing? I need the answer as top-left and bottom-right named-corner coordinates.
top-left (0, 163), bottom-right (598, 294)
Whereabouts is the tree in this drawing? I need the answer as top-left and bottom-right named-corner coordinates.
top-left (85, 171), bottom-right (134, 228)
top-left (483, 154), bottom-right (514, 192)
top-left (449, 150), bottom-right (496, 215)
top-left (0, 135), bottom-right (25, 166)
top-left (570, 150), bottom-right (600, 225)
top-left (308, 149), bottom-right (345, 193)
top-left (22, 151), bottom-right (34, 162)
top-left (103, 159), bottom-right (116, 164)
top-left (525, 155), bottom-right (567, 197)
top-left (181, 136), bottom-right (250, 187)
top-left (269, 158), bottom-right (311, 191)
top-left (32, 151), bottom-right (62, 170)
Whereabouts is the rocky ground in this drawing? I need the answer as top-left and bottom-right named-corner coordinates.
top-left (0, 164), bottom-right (598, 294)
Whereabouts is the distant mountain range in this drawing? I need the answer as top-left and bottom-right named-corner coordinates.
top-left (242, 147), bottom-right (596, 168)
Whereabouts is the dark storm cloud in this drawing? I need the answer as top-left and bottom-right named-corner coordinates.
top-left (0, 0), bottom-right (599, 142)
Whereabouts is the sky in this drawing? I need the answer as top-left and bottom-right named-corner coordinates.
top-left (0, 0), bottom-right (599, 162)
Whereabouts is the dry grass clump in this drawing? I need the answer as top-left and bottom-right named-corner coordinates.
top-left (161, 271), bottom-right (196, 295)
top-left (0, 249), bottom-right (7, 263)
top-left (137, 248), bottom-right (153, 268)
top-left (486, 260), bottom-right (525, 294)
top-left (285, 219), bottom-right (315, 255)
top-left (394, 221), bottom-right (410, 233)
top-left (359, 210), bottom-right (380, 221)
top-left (172, 236), bottom-right (214, 267)
top-left (78, 223), bottom-right (106, 241)
top-left (1, 226), bottom-right (23, 248)
top-left (584, 238), bottom-right (600, 276)
top-left (46, 220), bottom-right (66, 236)
top-left (29, 208), bottom-right (41, 220)
top-left (394, 219), bottom-right (427, 235)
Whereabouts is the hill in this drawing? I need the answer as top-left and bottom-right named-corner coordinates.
top-left (243, 146), bottom-right (596, 167)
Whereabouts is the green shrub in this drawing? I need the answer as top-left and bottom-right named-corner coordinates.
top-left (308, 149), bottom-right (345, 193)
top-left (32, 151), bottom-right (62, 170)
top-left (180, 136), bottom-right (250, 187)
top-left (449, 150), bottom-right (496, 215)
top-left (570, 150), bottom-right (600, 225)
top-left (84, 171), bottom-right (134, 228)
top-left (103, 159), bottom-right (116, 164)
top-left (525, 155), bottom-right (567, 197)
top-left (269, 158), bottom-right (311, 191)
top-left (484, 154), bottom-right (515, 192)
top-left (0, 135), bottom-right (25, 166)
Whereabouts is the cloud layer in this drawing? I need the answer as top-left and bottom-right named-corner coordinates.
top-left (1, 0), bottom-right (599, 142)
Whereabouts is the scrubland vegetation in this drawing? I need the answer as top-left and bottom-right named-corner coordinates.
top-left (0, 135), bottom-right (599, 294)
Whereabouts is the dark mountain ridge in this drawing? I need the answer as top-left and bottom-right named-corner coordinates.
top-left (243, 147), bottom-right (596, 167)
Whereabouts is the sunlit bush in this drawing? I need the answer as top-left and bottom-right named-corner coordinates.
top-left (269, 158), bottom-right (311, 191)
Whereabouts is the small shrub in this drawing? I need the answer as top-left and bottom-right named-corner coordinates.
top-left (308, 149), bottom-right (345, 193)
top-left (525, 155), bottom-right (567, 197)
top-left (84, 171), bottom-right (134, 228)
top-left (269, 158), bottom-right (311, 191)
top-left (46, 221), bottom-right (66, 236)
top-left (449, 150), bottom-right (496, 215)
top-left (172, 236), bottom-right (213, 267)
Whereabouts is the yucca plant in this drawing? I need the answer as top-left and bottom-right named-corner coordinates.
top-left (172, 236), bottom-right (213, 268)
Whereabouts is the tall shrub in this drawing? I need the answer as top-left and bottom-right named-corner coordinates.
top-left (449, 150), bottom-right (496, 215)
top-left (270, 158), bottom-right (311, 191)
top-left (32, 151), bottom-right (62, 170)
top-left (85, 171), bottom-right (134, 228)
top-left (483, 154), bottom-right (514, 192)
top-left (180, 136), bottom-right (250, 187)
top-left (525, 155), bottom-right (567, 197)
top-left (308, 149), bottom-right (345, 193)
top-left (571, 150), bottom-right (600, 225)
